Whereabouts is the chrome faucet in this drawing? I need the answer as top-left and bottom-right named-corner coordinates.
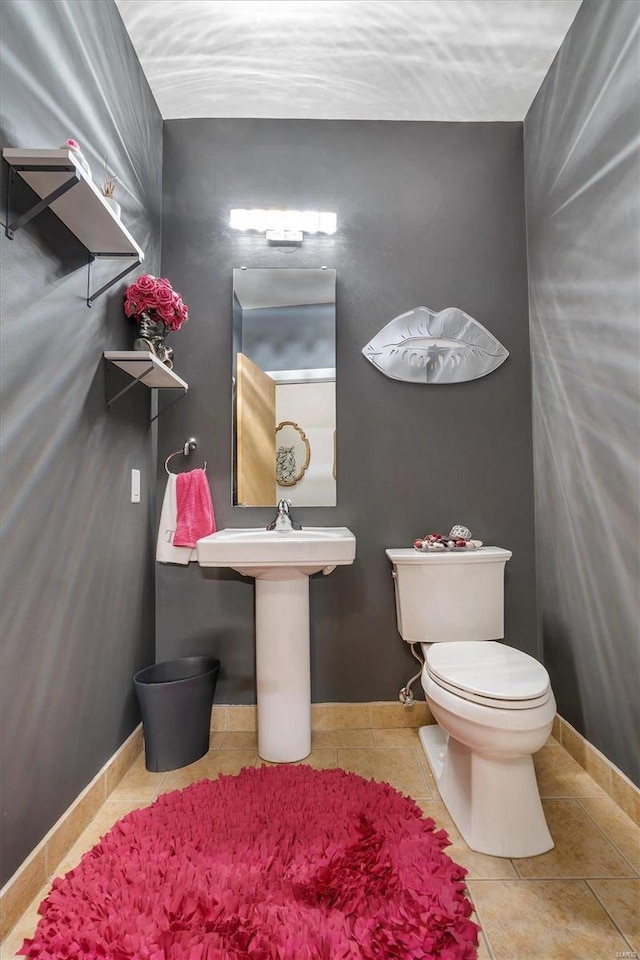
top-left (266, 498), bottom-right (302, 531)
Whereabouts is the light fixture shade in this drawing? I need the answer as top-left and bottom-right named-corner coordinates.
top-left (230, 209), bottom-right (337, 235)
top-left (265, 209), bottom-right (284, 231)
top-left (318, 212), bottom-right (337, 234)
top-left (229, 209), bottom-right (250, 230)
top-left (248, 208), bottom-right (267, 232)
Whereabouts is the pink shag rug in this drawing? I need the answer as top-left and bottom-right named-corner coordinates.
top-left (19, 765), bottom-right (479, 959)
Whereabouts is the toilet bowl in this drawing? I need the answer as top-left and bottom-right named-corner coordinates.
top-left (386, 546), bottom-right (555, 858)
top-left (421, 641), bottom-right (555, 857)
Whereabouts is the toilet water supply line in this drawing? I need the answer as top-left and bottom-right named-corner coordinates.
top-left (399, 642), bottom-right (425, 707)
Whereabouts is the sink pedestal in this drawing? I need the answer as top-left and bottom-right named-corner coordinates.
top-left (196, 526), bottom-right (356, 764)
top-left (255, 578), bottom-right (311, 762)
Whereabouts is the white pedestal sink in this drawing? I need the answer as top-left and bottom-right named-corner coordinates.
top-left (196, 527), bottom-right (356, 762)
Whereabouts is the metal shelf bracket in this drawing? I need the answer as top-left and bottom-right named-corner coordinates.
top-left (104, 357), bottom-right (188, 421)
top-left (87, 253), bottom-right (141, 308)
top-left (105, 360), bottom-right (155, 410)
top-left (150, 389), bottom-right (189, 423)
top-left (5, 164), bottom-right (79, 239)
top-left (4, 159), bottom-right (141, 307)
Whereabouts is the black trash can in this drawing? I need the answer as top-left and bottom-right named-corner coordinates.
top-left (134, 656), bottom-right (220, 772)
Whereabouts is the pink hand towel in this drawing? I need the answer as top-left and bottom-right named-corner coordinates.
top-left (174, 469), bottom-right (216, 547)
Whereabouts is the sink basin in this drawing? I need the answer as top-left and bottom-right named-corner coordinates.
top-left (196, 526), bottom-right (356, 580)
top-left (196, 526), bottom-right (356, 763)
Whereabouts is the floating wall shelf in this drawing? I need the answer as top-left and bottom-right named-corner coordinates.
top-left (2, 148), bottom-right (144, 306)
top-left (104, 351), bottom-right (188, 421)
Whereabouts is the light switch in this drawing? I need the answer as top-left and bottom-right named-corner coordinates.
top-left (131, 469), bottom-right (141, 503)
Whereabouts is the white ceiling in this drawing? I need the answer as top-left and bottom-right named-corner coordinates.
top-left (234, 268), bottom-right (335, 310)
top-left (115, 0), bottom-right (582, 122)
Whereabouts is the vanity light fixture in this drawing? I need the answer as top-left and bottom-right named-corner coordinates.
top-left (230, 209), bottom-right (337, 245)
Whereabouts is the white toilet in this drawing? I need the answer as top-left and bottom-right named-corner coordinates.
top-left (386, 546), bottom-right (555, 858)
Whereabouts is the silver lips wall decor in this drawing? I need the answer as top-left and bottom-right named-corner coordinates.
top-left (361, 306), bottom-right (509, 384)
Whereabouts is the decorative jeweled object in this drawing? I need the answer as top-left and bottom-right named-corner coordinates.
top-left (449, 524), bottom-right (472, 541)
top-left (362, 306), bottom-right (509, 384)
top-left (413, 528), bottom-right (483, 552)
top-left (134, 311), bottom-right (174, 369)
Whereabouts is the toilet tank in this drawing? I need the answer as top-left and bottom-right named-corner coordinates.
top-left (385, 547), bottom-right (512, 643)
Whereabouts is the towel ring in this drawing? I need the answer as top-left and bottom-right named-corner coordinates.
top-left (164, 437), bottom-right (207, 475)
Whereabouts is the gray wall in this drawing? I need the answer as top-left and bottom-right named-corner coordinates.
top-left (158, 119), bottom-right (536, 705)
top-left (525, 0), bottom-right (640, 783)
top-left (0, 0), bottom-right (162, 882)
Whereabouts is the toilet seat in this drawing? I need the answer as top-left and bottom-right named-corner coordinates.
top-left (423, 641), bottom-right (551, 710)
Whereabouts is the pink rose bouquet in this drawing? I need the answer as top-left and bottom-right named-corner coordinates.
top-left (124, 274), bottom-right (189, 332)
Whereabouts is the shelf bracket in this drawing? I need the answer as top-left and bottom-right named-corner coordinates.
top-left (150, 388), bottom-right (189, 423)
top-left (87, 254), bottom-right (141, 308)
top-left (5, 164), bottom-right (80, 240)
top-left (105, 361), bottom-right (155, 410)
top-left (104, 358), bottom-right (188, 421)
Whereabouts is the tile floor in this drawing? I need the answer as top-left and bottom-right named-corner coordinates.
top-left (2, 729), bottom-right (638, 959)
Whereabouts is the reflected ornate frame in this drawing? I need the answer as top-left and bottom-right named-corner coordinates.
top-left (275, 420), bottom-right (311, 486)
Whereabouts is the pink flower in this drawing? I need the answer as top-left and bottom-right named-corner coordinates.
top-left (133, 274), bottom-right (157, 294)
top-left (154, 284), bottom-right (174, 306)
top-left (64, 138), bottom-right (80, 150)
top-left (156, 303), bottom-right (176, 323)
top-left (124, 274), bottom-right (190, 331)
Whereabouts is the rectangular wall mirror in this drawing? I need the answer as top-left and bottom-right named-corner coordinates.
top-left (232, 268), bottom-right (337, 507)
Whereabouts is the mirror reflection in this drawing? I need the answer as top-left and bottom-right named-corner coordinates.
top-left (276, 421), bottom-right (311, 486)
top-left (232, 268), bottom-right (336, 507)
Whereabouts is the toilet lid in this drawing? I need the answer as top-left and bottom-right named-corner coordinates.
top-left (425, 641), bottom-right (550, 705)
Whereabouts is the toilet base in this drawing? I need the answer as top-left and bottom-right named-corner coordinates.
top-left (419, 724), bottom-right (554, 858)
